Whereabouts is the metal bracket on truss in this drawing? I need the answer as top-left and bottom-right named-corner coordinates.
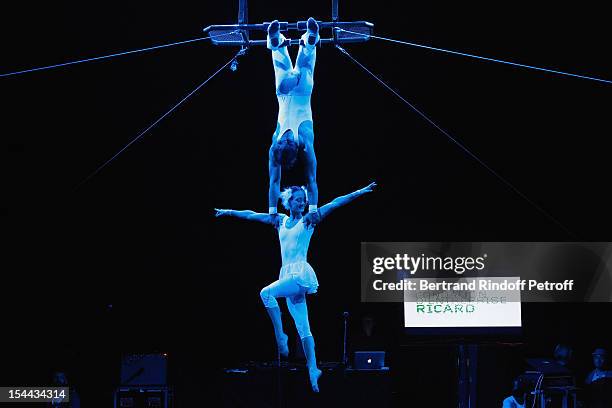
top-left (203, 0), bottom-right (374, 47)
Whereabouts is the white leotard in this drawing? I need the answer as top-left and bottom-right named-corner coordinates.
top-left (276, 55), bottom-right (314, 144)
top-left (278, 215), bottom-right (314, 265)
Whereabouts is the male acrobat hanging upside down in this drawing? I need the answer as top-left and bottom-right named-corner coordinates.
top-left (215, 181), bottom-right (376, 392)
top-left (267, 17), bottom-right (321, 228)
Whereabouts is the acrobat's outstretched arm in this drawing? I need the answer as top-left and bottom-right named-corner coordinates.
top-left (318, 182), bottom-right (377, 221)
top-left (215, 208), bottom-right (277, 225)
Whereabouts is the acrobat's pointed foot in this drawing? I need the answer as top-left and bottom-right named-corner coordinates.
top-left (309, 367), bottom-right (322, 392)
top-left (267, 20), bottom-right (281, 48)
top-left (306, 17), bottom-right (319, 46)
top-left (267, 20), bottom-right (290, 50)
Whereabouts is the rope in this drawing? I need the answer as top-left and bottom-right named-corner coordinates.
top-left (1, 31), bottom-right (238, 78)
top-left (76, 50), bottom-right (243, 188)
top-left (337, 29), bottom-right (612, 85)
top-left (336, 45), bottom-right (574, 237)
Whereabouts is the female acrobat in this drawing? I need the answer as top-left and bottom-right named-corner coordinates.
top-left (215, 182), bottom-right (376, 392)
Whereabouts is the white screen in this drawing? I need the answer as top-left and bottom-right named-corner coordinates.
top-left (404, 301), bottom-right (522, 328)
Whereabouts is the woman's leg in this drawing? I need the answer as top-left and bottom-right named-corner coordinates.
top-left (286, 293), bottom-right (322, 392)
top-left (260, 277), bottom-right (304, 357)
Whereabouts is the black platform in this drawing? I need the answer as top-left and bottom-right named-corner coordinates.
top-left (222, 361), bottom-right (391, 408)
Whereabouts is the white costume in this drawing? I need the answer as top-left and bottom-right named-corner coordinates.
top-left (278, 214), bottom-right (319, 292)
top-left (271, 32), bottom-right (317, 145)
top-left (260, 214), bottom-right (318, 339)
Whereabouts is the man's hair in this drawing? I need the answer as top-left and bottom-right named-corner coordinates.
top-left (273, 136), bottom-right (299, 169)
top-left (280, 186), bottom-right (308, 210)
top-left (513, 375), bottom-right (527, 391)
top-left (554, 344), bottom-right (573, 361)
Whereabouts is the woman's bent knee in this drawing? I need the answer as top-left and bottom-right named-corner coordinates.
top-left (260, 286), bottom-right (278, 308)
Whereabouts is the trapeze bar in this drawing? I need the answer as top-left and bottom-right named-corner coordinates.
top-left (203, 21), bottom-right (374, 47)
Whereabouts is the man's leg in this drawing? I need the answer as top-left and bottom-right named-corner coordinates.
top-left (296, 17), bottom-right (319, 73)
top-left (268, 20), bottom-right (294, 90)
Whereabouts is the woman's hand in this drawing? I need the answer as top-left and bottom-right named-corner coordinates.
top-left (359, 182), bottom-right (377, 194)
top-left (214, 208), bottom-right (231, 217)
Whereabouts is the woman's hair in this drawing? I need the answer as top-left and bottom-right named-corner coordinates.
top-left (280, 186), bottom-right (308, 210)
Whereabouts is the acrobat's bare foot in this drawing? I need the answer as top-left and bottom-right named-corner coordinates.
top-left (308, 367), bottom-right (322, 392)
top-left (276, 332), bottom-right (289, 358)
top-left (306, 17), bottom-right (319, 46)
top-left (267, 20), bottom-right (281, 48)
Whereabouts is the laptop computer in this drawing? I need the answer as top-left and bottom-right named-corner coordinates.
top-left (354, 351), bottom-right (385, 370)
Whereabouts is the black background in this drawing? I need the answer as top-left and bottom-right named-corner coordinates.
top-left (3, 1), bottom-right (612, 406)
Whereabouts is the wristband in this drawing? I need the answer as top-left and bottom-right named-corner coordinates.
top-left (308, 205), bottom-right (318, 213)
top-left (269, 207), bottom-right (277, 215)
